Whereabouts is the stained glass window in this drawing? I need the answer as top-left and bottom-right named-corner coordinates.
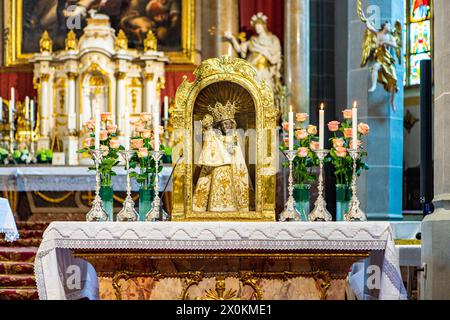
top-left (405, 0), bottom-right (432, 85)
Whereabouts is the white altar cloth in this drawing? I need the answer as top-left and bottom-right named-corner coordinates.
top-left (0, 197), bottom-right (19, 242)
top-left (34, 221), bottom-right (407, 300)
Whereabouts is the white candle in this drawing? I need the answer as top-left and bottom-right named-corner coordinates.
top-left (94, 101), bottom-right (101, 150)
top-left (164, 96), bottom-right (169, 120)
top-left (319, 103), bottom-right (325, 150)
top-left (288, 105), bottom-right (294, 151)
top-left (154, 101), bottom-right (160, 151)
top-left (9, 103), bottom-right (13, 129)
top-left (10, 88), bottom-right (15, 113)
top-left (30, 99), bottom-right (34, 123)
top-left (0, 97), bottom-right (3, 122)
top-left (352, 101), bottom-right (358, 150)
top-left (124, 106), bottom-right (130, 150)
top-left (25, 96), bottom-right (29, 120)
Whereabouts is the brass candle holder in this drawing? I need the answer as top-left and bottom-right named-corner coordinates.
top-left (344, 149), bottom-right (367, 222)
top-left (145, 150), bottom-right (168, 221)
top-left (279, 150), bottom-right (300, 222)
top-left (86, 149), bottom-right (109, 222)
top-left (116, 150), bottom-right (139, 222)
top-left (309, 149), bottom-right (332, 222)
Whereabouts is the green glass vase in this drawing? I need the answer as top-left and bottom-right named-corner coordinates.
top-left (336, 184), bottom-right (351, 221)
top-left (293, 184), bottom-right (310, 221)
top-left (99, 185), bottom-right (114, 221)
top-left (139, 187), bottom-right (156, 221)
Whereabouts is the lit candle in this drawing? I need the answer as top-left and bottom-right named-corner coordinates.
top-left (94, 101), bottom-right (101, 150)
top-left (352, 101), bottom-right (358, 150)
top-left (25, 96), bottom-right (30, 120)
top-left (154, 101), bottom-right (160, 151)
top-left (164, 96), bottom-right (169, 120)
top-left (124, 106), bottom-right (130, 150)
top-left (288, 105), bottom-right (294, 151)
top-left (319, 103), bottom-right (325, 150)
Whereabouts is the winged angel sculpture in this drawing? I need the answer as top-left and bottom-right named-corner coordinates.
top-left (358, 0), bottom-right (402, 112)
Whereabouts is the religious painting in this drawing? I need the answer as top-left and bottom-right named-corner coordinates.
top-left (4, 0), bottom-right (195, 66)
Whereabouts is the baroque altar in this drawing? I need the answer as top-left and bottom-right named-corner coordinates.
top-left (32, 11), bottom-right (168, 164)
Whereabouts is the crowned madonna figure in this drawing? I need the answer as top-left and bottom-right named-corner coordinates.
top-left (193, 101), bottom-right (251, 213)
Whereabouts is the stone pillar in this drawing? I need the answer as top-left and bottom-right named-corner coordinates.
top-left (66, 72), bottom-right (77, 131)
top-left (421, 0), bottom-right (450, 300)
top-left (115, 72), bottom-right (126, 131)
top-left (344, 0), bottom-right (404, 220)
top-left (284, 0), bottom-right (310, 114)
top-left (201, 0), bottom-right (239, 59)
top-left (143, 72), bottom-right (156, 113)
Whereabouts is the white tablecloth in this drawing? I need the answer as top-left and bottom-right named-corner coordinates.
top-left (0, 197), bottom-right (19, 242)
top-left (34, 221), bottom-right (407, 300)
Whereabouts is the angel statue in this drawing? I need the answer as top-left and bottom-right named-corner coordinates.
top-left (358, 1), bottom-right (402, 112)
top-left (223, 13), bottom-right (282, 94)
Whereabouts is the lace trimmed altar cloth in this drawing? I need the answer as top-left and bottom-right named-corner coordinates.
top-left (34, 222), bottom-right (407, 300)
top-left (0, 197), bottom-right (19, 242)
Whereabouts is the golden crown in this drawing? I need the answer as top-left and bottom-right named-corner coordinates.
top-left (207, 101), bottom-right (238, 123)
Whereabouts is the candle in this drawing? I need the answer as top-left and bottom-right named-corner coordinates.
top-left (154, 101), bottom-right (160, 151)
top-left (352, 101), bottom-right (358, 150)
top-left (288, 105), bottom-right (294, 151)
top-left (164, 96), bottom-right (169, 120)
top-left (319, 103), bottom-right (325, 150)
top-left (124, 106), bottom-right (130, 150)
top-left (25, 96), bottom-right (29, 120)
top-left (0, 97), bottom-right (2, 122)
top-left (30, 99), bottom-right (34, 124)
top-left (94, 101), bottom-right (101, 150)
top-left (10, 88), bottom-right (15, 113)
top-left (9, 103), bottom-right (13, 130)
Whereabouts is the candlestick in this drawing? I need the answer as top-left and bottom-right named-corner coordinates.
top-left (94, 102), bottom-right (100, 150)
top-left (352, 101), bottom-right (358, 150)
top-left (288, 105), bottom-right (294, 151)
top-left (279, 150), bottom-right (301, 222)
top-left (309, 149), bottom-right (333, 222)
top-left (319, 103), bottom-right (325, 150)
top-left (117, 150), bottom-right (139, 221)
top-left (154, 101), bottom-right (160, 151)
top-left (344, 149), bottom-right (367, 222)
top-left (86, 149), bottom-right (109, 222)
top-left (124, 107), bottom-right (130, 150)
top-left (145, 150), bottom-right (168, 221)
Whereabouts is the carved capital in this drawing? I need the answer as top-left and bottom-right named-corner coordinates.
top-left (40, 74), bottom-right (50, 82)
top-left (115, 72), bottom-right (127, 80)
top-left (144, 73), bottom-right (155, 81)
top-left (67, 72), bottom-right (78, 80)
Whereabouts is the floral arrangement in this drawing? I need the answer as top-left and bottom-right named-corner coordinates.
top-left (36, 149), bottom-right (53, 164)
top-left (12, 148), bottom-right (32, 164)
top-left (77, 112), bottom-right (124, 187)
top-left (328, 109), bottom-right (370, 187)
top-left (128, 112), bottom-right (164, 190)
top-left (0, 148), bottom-right (9, 165)
top-left (281, 113), bottom-right (319, 186)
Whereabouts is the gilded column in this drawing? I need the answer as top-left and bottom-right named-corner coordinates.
top-left (284, 0), bottom-right (310, 114)
top-left (115, 71), bottom-right (127, 131)
top-left (66, 72), bottom-right (78, 131)
top-left (201, 0), bottom-right (239, 58)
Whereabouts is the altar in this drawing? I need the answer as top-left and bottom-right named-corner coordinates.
top-left (35, 221), bottom-right (406, 300)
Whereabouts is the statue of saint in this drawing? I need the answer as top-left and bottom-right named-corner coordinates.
top-left (224, 13), bottom-right (282, 93)
top-left (358, 0), bottom-right (402, 111)
top-left (193, 102), bottom-right (251, 213)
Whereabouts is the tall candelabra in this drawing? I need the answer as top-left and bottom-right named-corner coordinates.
top-left (309, 149), bottom-right (332, 222)
top-left (117, 150), bottom-right (139, 222)
top-left (279, 150), bottom-right (300, 222)
top-left (86, 149), bottom-right (109, 222)
top-left (344, 149), bottom-right (367, 221)
top-left (145, 150), bottom-right (168, 222)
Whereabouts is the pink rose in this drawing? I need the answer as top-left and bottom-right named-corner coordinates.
top-left (130, 139), bottom-right (144, 150)
top-left (332, 138), bottom-right (344, 148)
top-left (310, 141), bottom-right (320, 151)
top-left (297, 147), bottom-right (309, 158)
top-left (328, 121), bottom-right (340, 132)
top-left (343, 128), bottom-right (353, 139)
top-left (358, 122), bottom-right (370, 135)
top-left (295, 129), bottom-right (308, 140)
top-left (137, 147), bottom-right (149, 158)
top-left (134, 121), bottom-right (146, 133)
top-left (349, 139), bottom-right (362, 150)
top-left (284, 137), bottom-right (289, 145)
top-left (86, 120), bottom-right (95, 130)
top-left (100, 145), bottom-right (109, 156)
top-left (296, 113), bottom-right (308, 123)
top-left (142, 129), bottom-right (152, 139)
top-left (99, 130), bottom-right (108, 141)
top-left (84, 138), bottom-right (94, 147)
top-left (335, 147), bottom-right (347, 158)
top-left (101, 112), bottom-right (113, 122)
top-left (307, 125), bottom-right (318, 135)
top-left (342, 109), bottom-right (352, 120)
top-left (140, 112), bottom-right (152, 122)
top-left (282, 122), bottom-right (290, 131)
top-left (109, 139), bottom-right (121, 149)
top-left (106, 124), bottom-right (117, 134)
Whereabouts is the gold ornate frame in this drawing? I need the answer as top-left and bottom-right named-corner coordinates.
top-left (171, 56), bottom-right (279, 221)
top-left (4, 0), bottom-right (196, 66)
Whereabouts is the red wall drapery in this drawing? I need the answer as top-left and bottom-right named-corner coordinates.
top-left (239, 0), bottom-right (285, 44)
top-left (0, 71), bottom-right (36, 101)
top-left (161, 70), bottom-right (195, 99)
